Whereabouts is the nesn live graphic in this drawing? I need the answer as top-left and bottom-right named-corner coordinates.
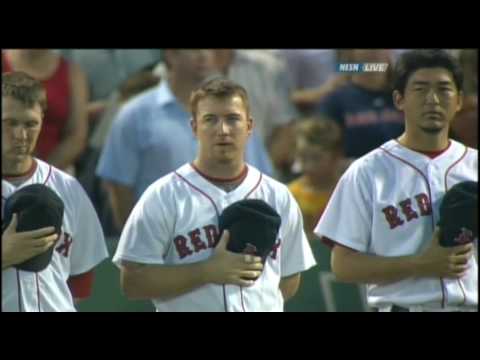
top-left (336, 63), bottom-right (389, 72)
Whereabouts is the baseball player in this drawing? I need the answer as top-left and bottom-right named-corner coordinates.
top-left (2, 72), bottom-right (108, 312)
top-left (314, 50), bottom-right (478, 312)
top-left (113, 77), bottom-right (316, 312)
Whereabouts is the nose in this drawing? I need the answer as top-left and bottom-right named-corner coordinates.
top-left (13, 126), bottom-right (28, 140)
top-left (218, 119), bottom-right (231, 135)
top-left (425, 88), bottom-right (440, 104)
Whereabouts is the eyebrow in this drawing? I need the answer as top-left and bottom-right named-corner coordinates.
top-left (201, 112), bottom-right (241, 118)
top-left (411, 80), bottom-right (455, 86)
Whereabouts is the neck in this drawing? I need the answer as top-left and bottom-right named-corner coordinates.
top-left (193, 157), bottom-right (246, 181)
top-left (2, 157), bottom-right (33, 177)
top-left (397, 130), bottom-right (450, 152)
top-left (168, 73), bottom-right (200, 110)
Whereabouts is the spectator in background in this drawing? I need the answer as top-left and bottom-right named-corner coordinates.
top-left (267, 121), bottom-right (299, 183)
top-left (2, 49), bottom-right (89, 174)
top-left (450, 49), bottom-right (477, 149)
top-left (59, 49), bottom-right (163, 121)
top-left (77, 66), bottom-right (162, 237)
top-left (278, 49), bottom-right (351, 115)
top-left (288, 117), bottom-right (348, 236)
top-left (213, 49), bottom-right (298, 145)
top-left (315, 49), bottom-right (404, 159)
top-left (96, 49), bottom-right (273, 231)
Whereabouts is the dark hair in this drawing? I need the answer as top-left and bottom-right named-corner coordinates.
top-left (392, 50), bottom-right (464, 95)
top-left (2, 71), bottom-right (47, 112)
top-left (190, 77), bottom-right (250, 118)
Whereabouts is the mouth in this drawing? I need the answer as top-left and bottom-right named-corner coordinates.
top-left (423, 111), bottom-right (444, 120)
top-left (13, 145), bottom-right (29, 152)
top-left (215, 142), bottom-right (234, 146)
top-left (423, 110), bottom-right (442, 116)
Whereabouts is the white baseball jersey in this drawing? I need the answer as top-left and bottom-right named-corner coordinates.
top-left (2, 158), bottom-right (109, 312)
top-left (314, 139), bottom-right (478, 311)
top-left (113, 163), bottom-right (316, 312)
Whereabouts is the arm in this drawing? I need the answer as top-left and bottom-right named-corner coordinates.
top-left (103, 180), bottom-right (136, 231)
top-left (291, 74), bottom-right (350, 106)
top-left (47, 62), bottom-right (89, 169)
top-left (120, 230), bottom-right (264, 301)
top-left (279, 273), bottom-right (301, 302)
top-left (330, 229), bottom-right (473, 285)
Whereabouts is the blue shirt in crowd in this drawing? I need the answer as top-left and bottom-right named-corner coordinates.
top-left (315, 83), bottom-right (405, 158)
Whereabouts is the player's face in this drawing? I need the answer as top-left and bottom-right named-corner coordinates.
top-left (2, 96), bottom-right (43, 164)
top-left (192, 95), bottom-right (253, 164)
top-left (394, 67), bottom-right (463, 135)
top-left (296, 141), bottom-right (339, 179)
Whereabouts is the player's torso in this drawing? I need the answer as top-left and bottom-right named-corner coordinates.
top-left (155, 164), bottom-right (285, 312)
top-left (367, 140), bottom-right (477, 309)
top-left (2, 160), bottom-right (78, 312)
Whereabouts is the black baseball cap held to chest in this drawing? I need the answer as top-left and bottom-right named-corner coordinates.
top-left (2, 184), bottom-right (64, 272)
top-left (218, 199), bottom-right (281, 263)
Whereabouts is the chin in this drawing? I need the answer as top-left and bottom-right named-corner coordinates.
top-left (216, 156), bottom-right (235, 164)
top-left (419, 126), bottom-right (444, 134)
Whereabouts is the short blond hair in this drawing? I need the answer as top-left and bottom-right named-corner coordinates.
top-left (190, 77), bottom-right (250, 119)
top-left (2, 71), bottom-right (47, 112)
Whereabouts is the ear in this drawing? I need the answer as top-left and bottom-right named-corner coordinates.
top-left (190, 117), bottom-right (198, 138)
top-left (247, 116), bottom-right (254, 136)
top-left (393, 90), bottom-right (405, 111)
top-left (456, 90), bottom-right (464, 113)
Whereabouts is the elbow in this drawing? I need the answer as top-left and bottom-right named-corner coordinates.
top-left (331, 247), bottom-right (356, 283)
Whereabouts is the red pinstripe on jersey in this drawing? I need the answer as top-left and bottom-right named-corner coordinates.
top-left (379, 147), bottom-right (447, 308)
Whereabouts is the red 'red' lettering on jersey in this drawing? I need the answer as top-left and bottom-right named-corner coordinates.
top-left (399, 198), bottom-right (419, 222)
top-left (189, 228), bottom-right (207, 253)
top-left (174, 235), bottom-right (193, 259)
top-left (203, 225), bottom-right (219, 248)
top-left (55, 232), bottom-right (73, 257)
top-left (382, 206), bottom-right (405, 229)
top-left (415, 193), bottom-right (432, 216)
top-left (270, 240), bottom-right (281, 260)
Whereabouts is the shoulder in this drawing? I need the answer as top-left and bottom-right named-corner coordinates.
top-left (119, 85), bottom-right (160, 117)
top-left (45, 162), bottom-right (86, 196)
top-left (335, 147), bottom-right (388, 186)
top-left (138, 169), bottom-right (182, 205)
top-left (450, 139), bottom-right (478, 169)
top-left (257, 170), bottom-right (298, 206)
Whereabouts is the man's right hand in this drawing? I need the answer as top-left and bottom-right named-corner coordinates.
top-left (2, 214), bottom-right (59, 270)
top-left (203, 230), bottom-right (264, 287)
top-left (415, 227), bottom-right (473, 279)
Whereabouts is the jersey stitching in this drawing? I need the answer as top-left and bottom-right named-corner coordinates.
top-left (42, 164), bottom-right (53, 185)
top-left (36, 273), bottom-right (41, 312)
top-left (16, 270), bottom-right (23, 312)
top-left (244, 173), bottom-right (263, 199)
top-left (174, 172), bottom-right (220, 216)
top-left (380, 147), bottom-right (447, 308)
top-left (240, 287), bottom-right (247, 312)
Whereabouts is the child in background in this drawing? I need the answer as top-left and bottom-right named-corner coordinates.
top-left (288, 117), bottom-right (348, 236)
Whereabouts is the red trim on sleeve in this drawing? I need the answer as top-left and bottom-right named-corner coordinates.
top-left (67, 271), bottom-right (95, 299)
top-left (320, 237), bottom-right (358, 252)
